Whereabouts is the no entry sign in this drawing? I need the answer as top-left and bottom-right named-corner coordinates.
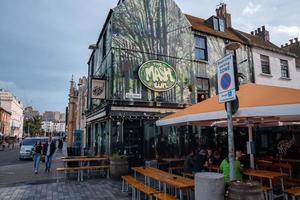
top-left (217, 54), bottom-right (236, 103)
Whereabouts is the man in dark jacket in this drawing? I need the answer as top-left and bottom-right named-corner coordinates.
top-left (44, 135), bottom-right (56, 172)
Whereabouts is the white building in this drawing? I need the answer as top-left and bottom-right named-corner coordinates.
top-left (42, 121), bottom-right (65, 134)
top-left (239, 27), bottom-right (300, 89)
top-left (0, 90), bottom-right (24, 138)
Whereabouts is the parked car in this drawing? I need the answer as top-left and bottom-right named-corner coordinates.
top-left (19, 137), bottom-right (48, 160)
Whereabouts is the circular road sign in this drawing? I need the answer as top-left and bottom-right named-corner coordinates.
top-left (221, 73), bottom-right (231, 90)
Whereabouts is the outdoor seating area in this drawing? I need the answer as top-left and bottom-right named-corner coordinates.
top-left (56, 155), bottom-right (110, 182)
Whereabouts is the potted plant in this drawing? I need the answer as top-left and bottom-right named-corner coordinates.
top-left (109, 152), bottom-right (129, 180)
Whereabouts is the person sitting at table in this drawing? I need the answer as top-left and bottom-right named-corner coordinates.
top-left (219, 151), bottom-right (243, 183)
top-left (184, 150), bottom-right (195, 173)
top-left (193, 149), bottom-right (208, 173)
top-left (207, 148), bottom-right (213, 165)
top-left (236, 149), bottom-right (250, 169)
top-left (211, 150), bottom-right (222, 166)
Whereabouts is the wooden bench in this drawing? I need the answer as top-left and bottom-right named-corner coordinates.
top-left (261, 186), bottom-right (273, 200)
top-left (153, 192), bottom-right (178, 200)
top-left (273, 162), bottom-right (292, 176)
top-left (181, 172), bottom-right (194, 179)
top-left (284, 187), bottom-right (300, 200)
top-left (121, 176), bottom-right (159, 200)
top-left (56, 165), bottom-right (110, 181)
top-left (168, 166), bottom-right (183, 174)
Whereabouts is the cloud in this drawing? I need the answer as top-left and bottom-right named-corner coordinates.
top-left (242, 2), bottom-right (261, 15)
top-left (0, 80), bottom-right (17, 90)
top-left (270, 25), bottom-right (300, 36)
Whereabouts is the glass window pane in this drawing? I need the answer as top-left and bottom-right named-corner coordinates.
top-left (260, 55), bottom-right (270, 74)
top-left (219, 19), bottom-right (225, 31)
top-left (195, 49), bottom-right (205, 60)
top-left (195, 37), bottom-right (205, 48)
top-left (280, 59), bottom-right (289, 78)
top-left (213, 17), bottom-right (219, 31)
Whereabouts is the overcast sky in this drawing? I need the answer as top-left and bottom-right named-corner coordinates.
top-left (0, 0), bottom-right (299, 113)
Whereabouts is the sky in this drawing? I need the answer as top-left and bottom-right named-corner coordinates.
top-left (0, 0), bottom-right (299, 113)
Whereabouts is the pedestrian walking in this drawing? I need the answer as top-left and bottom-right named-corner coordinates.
top-left (33, 141), bottom-right (42, 174)
top-left (44, 135), bottom-right (56, 172)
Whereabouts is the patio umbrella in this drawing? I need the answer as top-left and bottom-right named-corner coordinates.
top-left (156, 83), bottom-right (300, 167)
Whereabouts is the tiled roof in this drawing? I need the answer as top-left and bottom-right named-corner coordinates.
top-left (236, 30), bottom-right (296, 57)
top-left (185, 14), bottom-right (244, 43)
top-left (185, 14), bottom-right (296, 57)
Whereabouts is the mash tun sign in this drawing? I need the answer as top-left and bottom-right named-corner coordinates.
top-left (138, 60), bottom-right (177, 92)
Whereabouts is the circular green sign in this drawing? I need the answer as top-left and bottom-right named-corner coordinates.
top-left (138, 60), bottom-right (177, 92)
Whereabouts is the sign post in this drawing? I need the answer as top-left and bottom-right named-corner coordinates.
top-left (217, 54), bottom-right (236, 181)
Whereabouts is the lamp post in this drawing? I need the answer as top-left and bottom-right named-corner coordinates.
top-left (224, 42), bottom-right (241, 181)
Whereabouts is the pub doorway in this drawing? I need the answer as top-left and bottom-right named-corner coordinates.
top-left (123, 120), bottom-right (144, 166)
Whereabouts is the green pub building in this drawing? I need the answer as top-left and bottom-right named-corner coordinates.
top-left (86, 0), bottom-right (254, 163)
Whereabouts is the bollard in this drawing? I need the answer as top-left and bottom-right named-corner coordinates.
top-left (195, 172), bottom-right (225, 200)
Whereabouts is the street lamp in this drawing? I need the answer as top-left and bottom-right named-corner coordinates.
top-left (224, 42), bottom-right (241, 181)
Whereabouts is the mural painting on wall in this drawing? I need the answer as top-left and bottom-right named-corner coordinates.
top-left (111, 0), bottom-right (206, 103)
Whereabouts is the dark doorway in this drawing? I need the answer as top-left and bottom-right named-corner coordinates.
top-left (123, 120), bottom-right (144, 165)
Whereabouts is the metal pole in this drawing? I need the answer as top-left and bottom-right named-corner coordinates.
top-left (226, 101), bottom-right (236, 181)
top-left (248, 124), bottom-right (255, 169)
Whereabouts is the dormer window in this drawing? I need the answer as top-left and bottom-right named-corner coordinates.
top-left (213, 17), bottom-right (225, 32)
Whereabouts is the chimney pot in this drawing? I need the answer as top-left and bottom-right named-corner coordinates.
top-left (290, 39), bottom-right (294, 44)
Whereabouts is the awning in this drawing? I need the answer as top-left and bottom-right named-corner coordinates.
top-left (156, 83), bottom-right (300, 126)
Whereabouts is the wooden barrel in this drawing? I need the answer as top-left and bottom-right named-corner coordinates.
top-left (228, 181), bottom-right (264, 200)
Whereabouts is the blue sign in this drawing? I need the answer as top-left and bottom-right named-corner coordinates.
top-left (221, 73), bottom-right (231, 90)
top-left (73, 129), bottom-right (82, 148)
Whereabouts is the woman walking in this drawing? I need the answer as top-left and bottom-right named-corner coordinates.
top-left (33, 141), bottom-right (42, 174)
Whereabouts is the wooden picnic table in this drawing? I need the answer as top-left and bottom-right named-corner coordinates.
top-left (62, 157), bottom-right (108, 162)
top-left (61, 156), bottom-right (109, 181)
top-left (243, 169), bottom-right (288, 198)
top-left (132, 166), bottom-right (194, 200)
top-left (161, 158), bottom-right (185, 164)
top-left (273, 158), bottom-right (300, 164)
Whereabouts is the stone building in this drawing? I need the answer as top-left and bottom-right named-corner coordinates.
top-left (0, 90), bottom-right (24, 138)
top-left (66, 76), bottom-right (88, 148)
top-left (24, 106), bottom-right (40, 120)
top-left (66, 77), bottom-right (78, 147)
top-left (0, 107), bottom-right (11, 136)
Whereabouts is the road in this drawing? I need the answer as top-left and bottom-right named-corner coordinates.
top-left (0, 143), bottom-right (65, 187)
top-left (0, 144), bottom-right (30, 167)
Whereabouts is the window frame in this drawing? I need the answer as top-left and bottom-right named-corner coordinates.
top-left (196, 77), bottom-right (210, 103)
top-left (280, 59), bottom-right (290, 78)
top-left (260, 54), bottom-right (271, 75)
top-left (195, 35), bottom-right (208, 61)
top-left (213, 17), bottom-right (225, 32)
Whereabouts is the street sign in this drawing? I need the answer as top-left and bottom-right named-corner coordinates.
top-left (217, 54), bottom-right (236, 103)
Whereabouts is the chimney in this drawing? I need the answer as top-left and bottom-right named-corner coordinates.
top-left (295, 38), bottom-right (299, 43)
top-left (290, 39), bottom-right (294, 44)
top-left (216, 3), bottom-right (232, 28)
top-left (281, 45), bottom-right (284, 48)
top-left (251, 31), bottom-right (254, 35)
top-left (252, 26), bottom-right (270, 41)
top-left (285, 43), bottom-right (288, 47)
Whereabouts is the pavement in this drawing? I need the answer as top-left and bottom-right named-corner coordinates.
top-left (0, 179), bottom-right (130, 200)
top-left (0, 143), bottom-right (65, 187)
top-left (0, 143), bottom-right (131, 199)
